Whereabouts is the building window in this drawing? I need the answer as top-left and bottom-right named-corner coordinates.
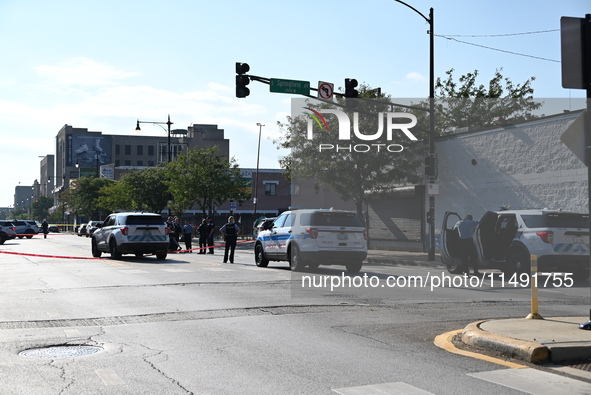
top-left (124, 160), bottom-right (131, 166)
top-left (115, 145), bottom-right (120, 155)
top-left (115, 160), bottom-right (120, 167)
top-left (289, 183), bottom-right (300, 196)
top-left (125, 145), bottom-right (131, 155)
top-left (148, 145), bottom-right (155, 156)
top-left (264, 181), bottom-right (278, 196)
top-left (137, 160), bottom-right (143, 166)
top-left (137, 145), bottom-right (143, 155)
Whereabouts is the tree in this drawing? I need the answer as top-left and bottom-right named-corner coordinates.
top-left (429, 68), bottom-right (540, 134)
top-left (275, 84), bottom-right (423, 217)
top-left (31, 195), bottom-right (54, 221)
top-left (98, 167), bottom-right (171, 213)
top-left (66, 177), bottom-right (114, 220)
top-left (165, 146), bottom-right (250, 215)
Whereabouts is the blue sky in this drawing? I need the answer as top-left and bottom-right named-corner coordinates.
top-left (0, 0), bottom-right (588, 207)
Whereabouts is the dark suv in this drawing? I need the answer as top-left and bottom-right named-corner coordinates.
top-left (91, 212), bottom-right (169, 260)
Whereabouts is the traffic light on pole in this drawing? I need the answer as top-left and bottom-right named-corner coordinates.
top-left (344, 78), bottom-right (359, 98)
top-left (425, 154), bottom-right (438, 178)
top-left (236, 62), bottom-right (250, 98)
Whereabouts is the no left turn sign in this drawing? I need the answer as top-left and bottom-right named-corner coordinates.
top-left (318, 81), bottom-right (334, 100)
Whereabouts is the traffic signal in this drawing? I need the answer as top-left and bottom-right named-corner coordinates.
top-left (236, 62), bottom-right (250, 98)
top-left (344, 78), bottom-right (359, 98)
top-left (425, 155), bottom-right (438, 178)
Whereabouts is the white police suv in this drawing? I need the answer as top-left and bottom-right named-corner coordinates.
top-left (91, 212), bottom-right (169, 260)
top-left (254, 208), bottom-right (367, 273)
top-left (442, 209), bottom-right (589, 276)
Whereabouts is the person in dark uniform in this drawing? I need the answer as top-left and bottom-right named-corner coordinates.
top-left (220, 216), bottom-right (241, 263)
top-left (41, 219), bottom-right (49, 239)
top-left (197, 219), bottom-right (209, 254)
top-left (206, 216), bottom-right (215, 254)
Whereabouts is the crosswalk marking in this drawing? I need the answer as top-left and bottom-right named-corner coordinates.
top-left (95, 369), bottom-right (125, 386)
top-left (333, 382), bottom-right (434, 394)
top-left (470, 368), bottom-right (591, 394)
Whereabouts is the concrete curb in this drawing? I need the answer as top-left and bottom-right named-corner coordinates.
top-left (461, 320), bottom-right (550, 363)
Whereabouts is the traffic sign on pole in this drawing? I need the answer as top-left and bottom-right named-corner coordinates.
top-left (270, 78), bottom-right (310, 95)
top-left (318, 81), bottom-right (334, 100)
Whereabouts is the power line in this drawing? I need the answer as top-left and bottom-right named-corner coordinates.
top-left (436, 35), bottom-right (560, 63)
top-left (438, 29), bottom-right (559, 38)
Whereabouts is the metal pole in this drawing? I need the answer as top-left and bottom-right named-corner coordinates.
top-left (254, 123), bottom-right (264, 223)
top-left (428, 7), bottom-right (436, 261)
top-left (167, 114), bottom-right (172, 163)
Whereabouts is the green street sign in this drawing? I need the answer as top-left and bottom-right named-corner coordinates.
top-left (270, 78), bottom-right (310, 95)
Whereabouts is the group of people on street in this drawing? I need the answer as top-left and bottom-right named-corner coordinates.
top-left (168, 216), bottom-right (241, 263)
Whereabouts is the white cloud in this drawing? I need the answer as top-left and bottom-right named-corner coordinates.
top-left (406, 72), bottom-right (426, 82)
top-left (34, 57), bottom-right (138, 87)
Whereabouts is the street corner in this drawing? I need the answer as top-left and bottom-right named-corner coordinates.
top-left (460, 320), bottom-right (549, 364)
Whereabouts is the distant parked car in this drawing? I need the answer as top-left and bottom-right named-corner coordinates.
top-left (77, 224), bottom-right (87, 237)
top-left (86, 221), bottom-right (103, 237)
top-left (48, 225), bottom-right (59, 233)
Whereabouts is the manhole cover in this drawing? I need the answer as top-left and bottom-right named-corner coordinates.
top-left (19, 345), bottom-right (103, 359)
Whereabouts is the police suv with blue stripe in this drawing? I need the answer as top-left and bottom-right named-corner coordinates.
top-left (92, 212), bottom-right (169, 260)
top-left (442, 209), bottom-right (589, 276)
top-left (254, 208), bottom-right (368, 273)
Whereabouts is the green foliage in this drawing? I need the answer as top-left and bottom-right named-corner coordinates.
top-left (65, 177), bottom-right (114, 220)
top-left (31, 195), bottom-right (54, 220)
top-left (164, 146), bottom-right (250, 215)
top-left (275, 84), bottom-right (422, 216)
top-left (428, 68), bottom-right (540, 134)
top-left (98, 167), bottom-right (171, 213)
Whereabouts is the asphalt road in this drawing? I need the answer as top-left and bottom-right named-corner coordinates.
top-left (1, 234), bottom-right (591, 394)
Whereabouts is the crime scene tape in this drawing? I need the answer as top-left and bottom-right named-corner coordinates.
top-left (0, 239), bottom-right (255, 259)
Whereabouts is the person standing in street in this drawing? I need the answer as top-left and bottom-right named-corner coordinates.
top-left (41, 219), bottom-right (49, 239)
top-left (220, 216), bottom-right (241, 263)
top-left (197, 219), bottom-right (209, 254)
top-left (206, 216), bottom-right (215, 254)
top-left (453, 214), bottom-right (480, 276)
top-left (183, 220), bottom-right (194, 252)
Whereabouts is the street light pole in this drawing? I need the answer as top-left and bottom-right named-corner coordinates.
top-left (253, 123), bottom-right (264, 223)
top-left (394, 0), bottom-right (436, 260)
top-left (136, 115), bottom-right (174, 163)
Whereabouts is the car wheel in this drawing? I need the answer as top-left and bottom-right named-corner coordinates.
top-left (505, 248), bottom-right (530, 276)
top-left (25, 231), bottom-right (34, 239)
top-left (307, 261), bottom-right (320, 270)
top-left (289, 245), bottom-right (305, 271)
top-left (446, 261), bottom-right (466, 274)
top-left (255, 243), bottom-right (269, 267)
top-left (109, 239), bottom-right (122, 260)
top-left (91, 239), bottom-right (102, 258)
top-left (156, 253), bottom-right (167, 260)
top-left (17, 236), bottom-right (23, 239)
top-left (0, 234), bottom-right (6, 245)
top-left (346, 261), bottom-right (363, 274)
top-left (135, 253), bottom-right (143, 258)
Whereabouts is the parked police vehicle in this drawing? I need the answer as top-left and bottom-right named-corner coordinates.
top-left (0, 221), bottom-right (17, 244)
top-left (254, 208), bottom-right (367, 273)
top-left (442, 209), bottom-right (589, 276)
top-left (91, 212), bottom-right (169, 260)
top-left (7, 220), bottom-right (38, 239)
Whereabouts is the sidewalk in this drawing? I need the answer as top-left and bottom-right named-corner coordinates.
top-left (365, 249), bottom-right (441, 266)
top-left (364, 249), bottom-right (591, 364)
